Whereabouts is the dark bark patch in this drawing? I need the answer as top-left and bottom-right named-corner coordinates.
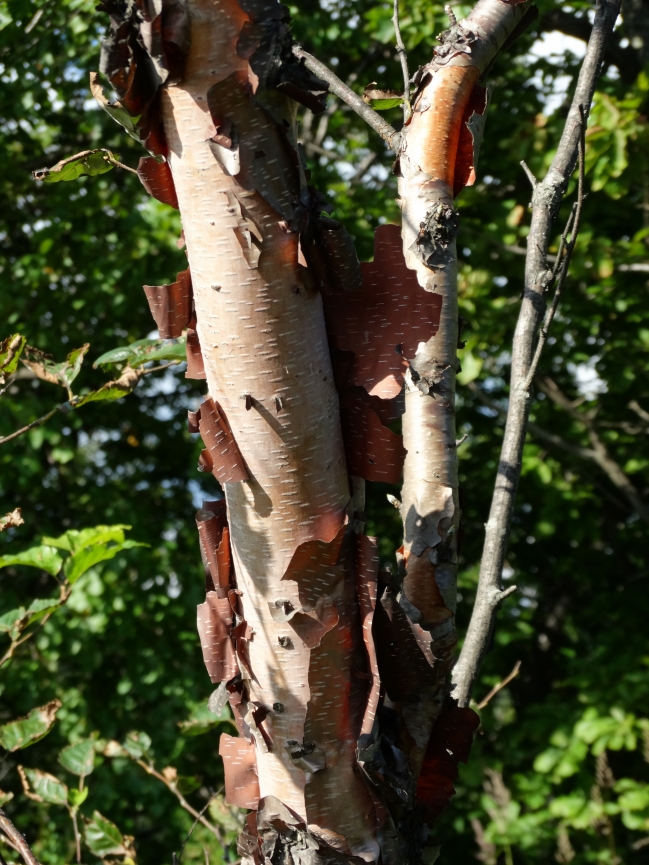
top-left (198, 398), bottom-right (249, 484)
top-left (322, 224), bottom-right (442, 400)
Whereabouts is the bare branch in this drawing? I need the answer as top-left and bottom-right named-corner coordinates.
top-left (524, 107), bottom-right (587, 390)
top-left (291, 45), bottom-right (401, 150)
top-left (538, 376), bottom-right (649, 524)
top-left (392, 0), bottom-right (411, 122)
top-left (629, 399), bottom-right (649, 425)
top-left (452, 0), bottom-right (621, 703)
top-left (475, 660), bottom-right (521, 710)
top-left (0, 810), bottom-right (41, 865)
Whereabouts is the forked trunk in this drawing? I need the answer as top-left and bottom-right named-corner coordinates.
top-left (96, 0), bottom-right (536, 861)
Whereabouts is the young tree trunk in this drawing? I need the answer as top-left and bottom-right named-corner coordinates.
top-left (396, 0), bottom-right (535, 770)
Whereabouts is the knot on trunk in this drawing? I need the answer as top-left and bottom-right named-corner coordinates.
top-left (413, 203), bottom-right (460, 269)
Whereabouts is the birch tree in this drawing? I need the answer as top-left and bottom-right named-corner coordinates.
top-left (19, 0), bottom-right (621, 862)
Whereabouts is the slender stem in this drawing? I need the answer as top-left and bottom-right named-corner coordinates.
top-left (0, 407), bottom-right (60, 446)
top-left (474, 660), bottom-right (521, 710)
top-left (524, 107), bottom-right (587, 390)
top-left (0, 361), bottom-right (180, 447)
top-left (291, 45), bottom-right (401, 150)
top-left (105, 154), bottom-right (138, 175)
top-left (175, 788), bottom-right (222, 865)
top-left (452, 0), bottom-right (622, 708)
top-left (0, 810), bottom-right (41, 865)
top-left (135, 761), bottom-right (223, 843)
top-left (392, 0), bottom-right (411, 121)
top-left (68, 808), bottom-right (81, 865)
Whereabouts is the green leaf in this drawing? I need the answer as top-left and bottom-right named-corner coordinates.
top-left (362, 84), bottom-right (404, 112)
top-left (84, 810), bottom-right (129, 858)
top-left (64, 539), bottom-right (146, 584)
top-left (73, 380), bottom-right (135, 407)
top-left (25, 596), bottom-right (63, 626)
top-left (368, 96), bottom-right (404, 110)
top-left (21, 767), bottom-right (68, 805)
top-left (0, 544), bottom-right (64, 576)
top-left (44, 524), bottom-right (131, 554)
top-left (89, 72), bottom-right (142, 143)
top-left (0, 333), bottom-right (26, 376)
top-left (0, 789), bottom-right (14, 807)
top-left (0, 700), bottom-right (62, 751)
top-left (123, 730), bottom-right (151, 759)
top-left (0, 607), bottom-right (26, 639)
top-left (68, 786), bottom-right (90, 808)
top-left (94, 337), bottom-right (186, 370)
top-left (59, 739), bottom-right (95, 778)
top-left (33, 149), bottom-right (117, 183)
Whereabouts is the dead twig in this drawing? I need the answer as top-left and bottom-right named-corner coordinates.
top-left (291, 45), bottom-right (401, 151)
top-left (475, 660), bottom-right (521, 710)
top-left (0, 810), bottom-right (41, 865)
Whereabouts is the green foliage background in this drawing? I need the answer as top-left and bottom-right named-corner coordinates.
top-left (1, 0), bottom-right (648, 863)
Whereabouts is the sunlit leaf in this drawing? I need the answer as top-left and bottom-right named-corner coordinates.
top-left (84, 810), bottom-right (130, 858)
top-left (20, 766), bottom-right (68, 806)
top-left (94, 337), bottom-right (186, 369)
top-left (0, 333), bottom-right (26, 376)
top-left (68, 786), bottom-right (90, 808)
top-left (59, 739), bottom-right (96, 778)
top-left (0, 607), bottom-right (26, 640)
top-left (0, 700), bottom-right (62, 751)
top-left (64, 539), bottom-right (146, 584)
top-left (33, 150), bottom-right (118, 183)
top-left (123, 730), bottom-right (151, 759)
top-left (0, 545), bottom-right (63, 576)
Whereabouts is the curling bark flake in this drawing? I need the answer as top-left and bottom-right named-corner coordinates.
top-left (395, 0), bottom-right (535, 770)
top-left (95, 0), bottom-right (537, 861)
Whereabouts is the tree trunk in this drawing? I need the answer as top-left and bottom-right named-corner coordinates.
top-left (96, 0), bottom-right (539, 861)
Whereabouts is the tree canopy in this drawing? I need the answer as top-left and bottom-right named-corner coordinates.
top-left (1, 1), bottom-right (648, 863)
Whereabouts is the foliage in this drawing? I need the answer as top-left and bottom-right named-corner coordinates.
top-left (0, 0), bottom-right (648, 864)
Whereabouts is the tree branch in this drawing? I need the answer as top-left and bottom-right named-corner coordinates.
top-left (291, 45), bottom-right (401, 150)
top-left (0, 810), bottom-right (41, 865)
top-left (537, 376), bottom-right (649, 525)
top-left (452, 0), bottom-right (623, 707)
top-left (474, 660), bottom-right (521, 711)
top-left (392, 0), bottom-right (411, 122)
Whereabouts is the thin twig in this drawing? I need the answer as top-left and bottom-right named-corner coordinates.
top-left (475, 660), bottom-right (521, 710)
top-left (520, 160), bottom-right (537, 189)
top-left (135, 761), bottom-right (223, 844)
top-left (291, 45), bottom-right (401, 150)
top-left (0, 407), bottom-right (60, 446)
top-left (0, 810), bottom-right (41, 865)
top-left (452, 0), bottom-right (621, 708)
top-left (524, 106), bottom-right (588, 390)
top-left (175, 788), bottom-right (222, 865)
top-left (392, 0), bottom-right (411, 122)
top-left (0, 362), bottom-right (180, 447)
top-left (105, 154), bottom-right (138, 175)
